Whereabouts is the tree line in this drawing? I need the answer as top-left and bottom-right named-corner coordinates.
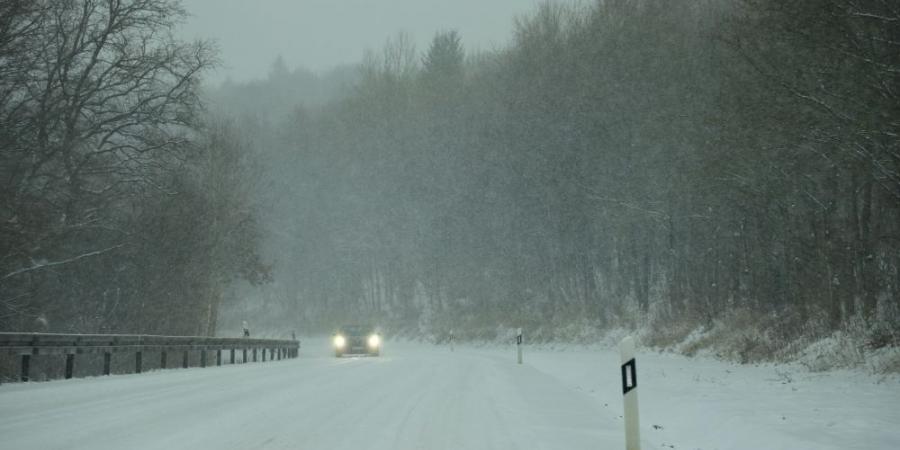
top-left (0, 0), bottom-right (267, 336)
top-left (229, 0), bottom-right (899, 355)
top-left (2, 0), bottom-right (896, 357)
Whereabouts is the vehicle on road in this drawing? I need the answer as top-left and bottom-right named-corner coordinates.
top-left (333, 325), bottom-right (381, 357)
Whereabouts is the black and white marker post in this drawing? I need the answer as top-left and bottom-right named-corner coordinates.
top-left (619, 336), bottom-right (641, 450)
top-left (516, 328), bottom-right (523, 364)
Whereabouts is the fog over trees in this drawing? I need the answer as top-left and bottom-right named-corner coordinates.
top-left (2, 0), bottom-right (898, 362)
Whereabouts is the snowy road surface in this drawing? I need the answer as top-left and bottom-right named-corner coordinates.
top-left (1, 339), bottom-right (898, 449)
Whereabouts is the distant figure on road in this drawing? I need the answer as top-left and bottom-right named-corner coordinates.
top-left (242, 320), bottom-right (250, 337)
top-left (33, 314), bottom-right (49, 332)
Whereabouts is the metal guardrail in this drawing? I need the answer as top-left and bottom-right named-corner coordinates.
top-left (0, 332), bottom-right (300, 382)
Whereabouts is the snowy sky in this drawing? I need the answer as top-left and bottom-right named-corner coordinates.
top-left (179, 0), bottom-right (538, 83)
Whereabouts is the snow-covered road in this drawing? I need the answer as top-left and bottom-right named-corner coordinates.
top-left (1, 340), bottom-right (898, 449)
top-left (0, 341), bottom-right (614, 450)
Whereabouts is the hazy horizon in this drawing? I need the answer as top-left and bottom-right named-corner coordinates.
top-left (180, 0), bottom-right (538, 84)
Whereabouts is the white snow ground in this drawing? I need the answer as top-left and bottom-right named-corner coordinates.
top-left (1, 339), bottom-right (898, 450)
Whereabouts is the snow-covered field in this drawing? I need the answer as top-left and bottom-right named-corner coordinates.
top-left (1, 339), bottom-right (897, 449)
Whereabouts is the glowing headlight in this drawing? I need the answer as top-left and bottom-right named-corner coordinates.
top-left (333, 335), bottom-right (346, 348)
top-left (367, 334), bottom-right (381, 348)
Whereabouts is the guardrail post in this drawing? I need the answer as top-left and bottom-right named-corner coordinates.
top-left (161, 351), bottom-right (167, 369)
top-left (201, 350), bottom-right (207, 368)
top-left (182, 350), bottom-right (189, 368)
top-left (21, 354), bottom-right (30, 382)
top-left (242, 348), bottom-right (247, 363)
top-left (65, 353), bottom-right (74, 379)
top-left (252, 348), bottom-right (257, 362)
top-left (217, 349), bottom-right (222, 366)
top-left (230, 348), bottom-right (235, 364)
top-left (262, 348), bottom-right (266, 362)
top-left (135, 351), bottom-right (142, 374)
top-left (103, 352), bottom-right (111, 375)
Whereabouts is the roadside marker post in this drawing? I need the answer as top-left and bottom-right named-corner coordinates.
top-left (516, 328), bottom-right (523, 364)
top-left (619, 336), bottom-right (641, 450)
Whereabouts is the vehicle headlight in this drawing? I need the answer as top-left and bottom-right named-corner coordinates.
top-left (367, 334), bottom-right (381, 348)
top-left (333, 335), bottom-right (346, 348)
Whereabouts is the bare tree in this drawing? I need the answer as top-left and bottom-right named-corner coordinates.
top-left (1, 0), bottom-right (216, 330)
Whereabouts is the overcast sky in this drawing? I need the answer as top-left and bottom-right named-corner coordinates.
top-left (180, 0), bottom-right (538, 84)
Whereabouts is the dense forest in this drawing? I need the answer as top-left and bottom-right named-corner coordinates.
top-left (223, 0), bottom-right (899, 362)
top-left (2, 0), bottom-right (898, 365)
top-left (0, 0), bottom-right (268, 336)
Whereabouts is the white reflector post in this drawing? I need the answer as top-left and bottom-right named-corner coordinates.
top-left (619, 336), bottom-right (641, 450)
top-left (516, 328), bottom-right (523, 364)
top-left (450, 329), bottom-right (454, 352)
